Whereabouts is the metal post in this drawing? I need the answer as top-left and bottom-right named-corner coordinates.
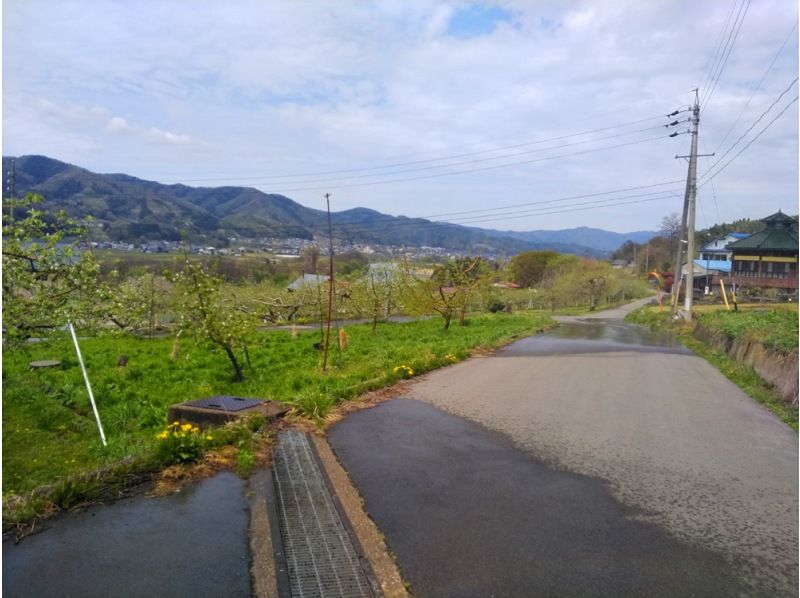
top-left (68, 322), bottom-right (107, 446)
top-left (322, 193), bottom-right (336, 371)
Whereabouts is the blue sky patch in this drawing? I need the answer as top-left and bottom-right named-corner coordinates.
top-left (446, 3), bottom-right (514, 38)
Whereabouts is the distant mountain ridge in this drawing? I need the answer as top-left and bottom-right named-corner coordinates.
top-left (2, 155), bottom-right (655, 256)
top-left (492, 226), bottom-right (657, 252)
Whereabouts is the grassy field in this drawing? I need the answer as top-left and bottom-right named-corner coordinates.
top-left (695, 308), bottom-right (798, 354)
top-left (627, 304), bottom-right (798, 429)
top-left (3, 312), bottom-right (552, 501)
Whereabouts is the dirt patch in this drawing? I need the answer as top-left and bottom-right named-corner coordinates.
top-left (149, 435), bottom-right (274, 497)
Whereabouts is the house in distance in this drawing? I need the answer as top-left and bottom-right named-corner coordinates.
top-left (727, 211), bottom-right (798, 292)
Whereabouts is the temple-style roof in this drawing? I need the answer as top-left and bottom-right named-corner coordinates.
top-left (726, 211), bottom-right (798, 252)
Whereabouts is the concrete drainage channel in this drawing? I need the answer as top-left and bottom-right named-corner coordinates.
top-left (271, 430), bottom-right (377, 598)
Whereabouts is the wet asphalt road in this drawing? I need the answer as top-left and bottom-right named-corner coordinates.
top-left (329, 398), bottom-right (746, 597)
top-left (3, 472), bottom-right (251, 598)
top-left (328, 302), bottom-right (798, 597)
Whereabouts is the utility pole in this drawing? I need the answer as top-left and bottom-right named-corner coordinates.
top-left (670, 90), bottom-right (713, 319)
top-left (322, 193), bottom-right (336, 371)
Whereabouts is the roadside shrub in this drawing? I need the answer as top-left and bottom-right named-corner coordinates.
top-left (236, 448), bottom-right (256, 477)
top-left (289, 390), bottom-right (337, 422)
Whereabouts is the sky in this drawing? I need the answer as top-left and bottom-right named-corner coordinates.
top-left (3, 0), bottom-right (798, 233)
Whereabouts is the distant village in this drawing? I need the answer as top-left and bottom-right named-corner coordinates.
top-left (87, 235), bottom-right (474, 261)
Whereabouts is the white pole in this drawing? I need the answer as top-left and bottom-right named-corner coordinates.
top-left (68, 322), bottom-right (107, 446)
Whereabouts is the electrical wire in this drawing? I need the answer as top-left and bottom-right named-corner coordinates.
top-left (237, 123), bottom-right (671, 190)
top-left (147, 114), bottom-right (671, 185)
top-left (315, 180), bottom-right (684, 240)
top-left (699, 95), bottom-right (797, 188)
top-left (699, 77), bottom-right (798, 182)
top-left (701, 0), bottom-right (751, 110)
top-left (699, 0), bottom-right (740, 96)
top-left (265, 134), bottom-right (675, 193)
top-left (328, 194), bottom-right (678, 238)
top-left (402, 180), bottom-right (685, 220)
top-left (322, 183), bottom-right (685, 238)
top-left (713, 20), bottom-right (797, 152)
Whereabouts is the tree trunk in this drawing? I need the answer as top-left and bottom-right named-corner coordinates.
top-left (443, 311), bottom-right (452, 330)
top-left (244, 343), bottom-right (252, 367)
top-left (223, 345), bottom-right (244, 382)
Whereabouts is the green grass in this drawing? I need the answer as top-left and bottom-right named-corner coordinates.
top-left (627, 306), bottom-right (798, 430)
top-left (696, 309), bottom-right (798, 354)
top-left (3, 312), bottom-right (552, 501)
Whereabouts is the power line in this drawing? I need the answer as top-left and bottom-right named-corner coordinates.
top-left (151, 115), bottom-right (670, 185)
top-left (333, 194), bottom-right (678, 237)
top-left (409, 180), bottom-right (684, 221)
top-left (713, 20), bottom-right (798, 152)
top-left (436, 192), bottom-right (679, 226)
top-left (699, 95), bottom-right (798, 188)
top-left (701, 0), bottom-right (751, 110)
top-left (321, 183), bottom-right (685, 238)
top-left (317, 180), bottom-right (684, 237)
top-left (699, 77), bottom-right (798, 182)
top-left (699, 0), bottom-right (740, 95)
top-left (266, 134), bottom-right (675, 193)
top-left (250, 123), bottom-right (671, 190)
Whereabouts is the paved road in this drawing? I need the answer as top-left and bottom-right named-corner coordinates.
top-left (3, 472), bottom-right (252, 598)
top-left (329, 301), bottom-right (798, 596)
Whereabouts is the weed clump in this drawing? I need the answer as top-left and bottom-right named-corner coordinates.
top-left (154, 422), bottom-right (208, 465)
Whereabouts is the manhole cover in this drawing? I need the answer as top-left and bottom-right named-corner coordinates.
top-left (185, 396), bottom-right (263, 412)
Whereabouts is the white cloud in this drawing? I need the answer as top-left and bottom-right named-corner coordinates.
top-left (106, 116), bottom-right (131, 133)
top-left (2, 0), bottom-right (797, 232)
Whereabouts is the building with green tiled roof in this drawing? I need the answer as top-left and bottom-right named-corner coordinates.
top-left (727, 211), bottom-right (798, 291)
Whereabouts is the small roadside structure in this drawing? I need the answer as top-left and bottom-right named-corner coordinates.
top-left (688, 259), bottom-right (732, 294)
top-left (727, 211), bottom-right (798, 292)
top-left (168, 396), bottom-right (288, 428)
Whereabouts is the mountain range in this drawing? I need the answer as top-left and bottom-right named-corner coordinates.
top-left (2, 155), bottom-right (656, 256)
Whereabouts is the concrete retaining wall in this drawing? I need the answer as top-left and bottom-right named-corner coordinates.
top-left (693, 323), bottom-right (798, 405)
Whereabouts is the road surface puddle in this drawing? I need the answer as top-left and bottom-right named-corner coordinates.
top-left (498, 319), bottom-right (691, 356)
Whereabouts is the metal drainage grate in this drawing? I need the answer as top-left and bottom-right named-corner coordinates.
top-left (272, 430), bottom-right (373, 598)
top-left (185, 395), bottom-right (262, 412)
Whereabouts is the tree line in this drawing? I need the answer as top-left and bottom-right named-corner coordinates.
top-left (3, 193), bottom-right (649, 380)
